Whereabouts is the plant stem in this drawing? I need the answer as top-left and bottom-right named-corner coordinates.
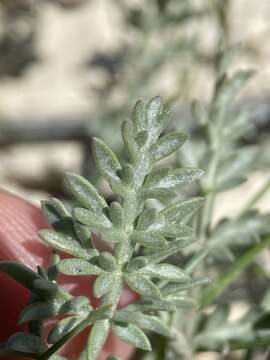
top-left (88, 150), bottom-right (152, 359)
top-left (199, 235), bottom-right (270, 307)
top-left (38, 306), bottom-right (112, 360)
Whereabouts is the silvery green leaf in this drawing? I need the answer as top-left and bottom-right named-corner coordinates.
top-left (161, 278), bottom-right (210, 296)
top-left (41, 198), bottom-right (69, 227)
top-left (150, 132), bottom-right (187, 161)
top-left (137, 264), bottom-right (191, 282)
top-left (215, 70), bottom-right (254, 110)
top-left (39, 229), bottom-right (92, 260)
top-left (73, 208), bottom-right (111, 230)
top-left (109, 202), bottom-right (124, 228)
top-left (143, 166), bottom-right (170, 186)
top-left (130, 231), bottom-right (168, 248)
top-left (159, 197), bottom-right (204, 226)
top-left (209, 212), bottom-right (270, 249)
top-left (73, 220), bottom-right (94, 249)
top-left (58, 259), bottom-right (104, 276)
top-left (146, 96), bottom-right (162, 123)
top-left (137, 208), bottom-right (157, 230)
top-left (145, 96), bottom-right (163, 136)
top-left (223, 109), bottom-right (253, 140)
top-left (191, 100), bottom-right (208, 126)
top-left (112, 323), bottom-right (151, 351)
top-left (144, 167), bottom-right (203, 192)
top-left (100, 228), bottom-right (125, 243)
top-left (65, 172), bottom-right (107, 213)
top-left (194, 321), bottom-right (253, 350)
top-left (129, 299), bottom-right (176, 312)
top-left (87, 305), bottom-right (113, 323)
top-left (216, 146), bottom-right (258, 190)
top-left (216, 46), bottom-right (239, 78)
top-left (114, 310), bottom-right (171, 337)
top-left (48, 316), bottom-right (82, 344)
top-left (142, 187), bottom-right (176, 201)
top-left (121, 119), bottom-right (138, 162)
top-left (93, 137), bottom-right (121, 184)
top-left (124, 273), bottom-right (162, 299)
top-left (156, 223), bottom-right (194, 238)
top-left (132, 99), bottom-right (145, 133)
top-left (41, 202), bottom-right (82, 247)
top-left (60, 296), bottom-right (91, 314)
top-left (98, 252), bottom-right (116, 271)
top-left (106, 356), bottom-right (122, 360)
top-left (0, 261), bottom-right (41, 291)
top-left (135, 130), bottom-right (148, 147)
top-left (126, 257), bottom-right (148, 272)
top-left (145, 237), bottom-right (195, 264)
top-left (18, 301), bottom-right (60, 323)
top-left (121, 164), bottom-right (134, 185)
top-left (94, 273), bottom-right (115, 298)
top-left (166, 295), bottom-right (197, 309)
top-left (86, 319), bottom-right (110, 360)
top-left (7, 332), bottom-right (47, 354)
top-left (145, 96), bottom-right (170, 137)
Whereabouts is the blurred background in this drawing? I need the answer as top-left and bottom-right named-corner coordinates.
top-left (0, 0), bottom-right (269, 213)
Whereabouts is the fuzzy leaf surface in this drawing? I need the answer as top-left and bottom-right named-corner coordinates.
top-left (58, 259), bottom-right (104, 276)
top-left (65, 173), bottom-right (107, 213)
top-left (137, 264), bottom-right (191, 282)
top-left (39, 230), bottom-right (94, 260)
top-left (124, 273), bottom-right (162, 299)
top-left (86, 320), bottom-right (110, 360)
top-left (94, 273), bottom-right (115, 298)
top-left (112, 323), bottom-right (151, 351)
top-left (93, 137), bottom-right (121, 184)
top-left (150, 132), bottom-right (188, 161)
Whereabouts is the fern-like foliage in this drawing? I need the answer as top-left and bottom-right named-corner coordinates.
top-left (0, 97), bottom-right (206, 359)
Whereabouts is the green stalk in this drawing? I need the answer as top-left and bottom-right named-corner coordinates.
top-left (87, 146), bottom-right (152, 359)
top-left (39, 306), bottom-right (113, 360)
top-left (187, 97), bottom-right (225, 357)
top-left (199, 235), bottom-right (270, 307)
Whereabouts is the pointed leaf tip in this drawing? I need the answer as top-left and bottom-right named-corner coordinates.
top-left (65, 172), bottom-right (106, 213)
top-left (92, 137), bottom-right (121, 185)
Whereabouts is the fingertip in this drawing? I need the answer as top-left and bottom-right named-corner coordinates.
top-left (0, 190), bottom-right (51, 269)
